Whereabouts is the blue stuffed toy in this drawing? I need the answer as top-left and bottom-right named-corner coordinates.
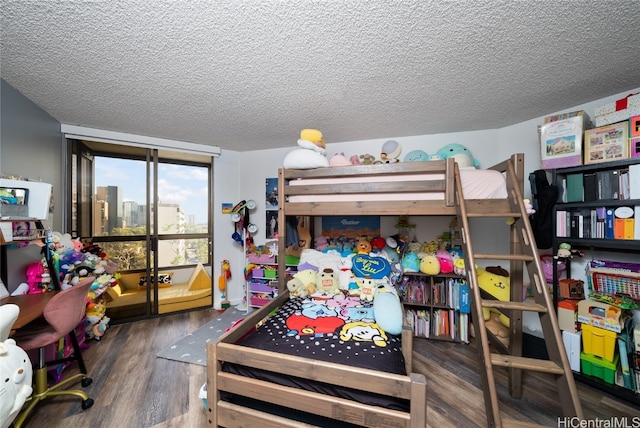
top-left (436, 143), bottom-right (480, 168)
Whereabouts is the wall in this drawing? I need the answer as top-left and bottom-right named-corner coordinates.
top-left (2, 77), bottom-right (638, 305)
top-left (0, 79), bottom-right (64, 292)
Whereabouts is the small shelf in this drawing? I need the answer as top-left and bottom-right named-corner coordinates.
top-left (398, 272), bottom-right (470, 343)
top-left (557, 237), bottom-right (640, 251)
top-left (0, 219), bottom-right (47, 245)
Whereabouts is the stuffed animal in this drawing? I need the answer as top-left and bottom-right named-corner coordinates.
top-left (453, 257), bottom-right (466, 276)
top-left (337, 254), bottom-right (356, 291)
top-left (286, 269), bottom-right (317, 298)
top-left (356, 277), bottom-right (377, 302)
top-left (436, 143), bottom-right (480, 168)
top-left (402, 253), bottom-right (421, 272)
top-left (355, 237), bottom-right (372, 254)
top-left (329, 153), bottom-right (352, 166)
top-left (419, 254), bottom-right (440, 275)
top-left (373, 283), bottom-right (403, 335)
top-left (0, 305), bottom-right (33, 428)
top-left (403, 149), bottom-right (431, 162)
top-left (283, 129), bottom-right (329, 169)
top-left (316, 268), bottom-right (340, 294)
top-left (380, 140), bottom-right (402, 163)
top-left (436, 248), bottom-right (454, 274)
top-left (476, 268), bottom-right (510, 329)
top-left (314, 235), bottom-right (330, 251)
top-left (358, 154), bottom-right (377, 165)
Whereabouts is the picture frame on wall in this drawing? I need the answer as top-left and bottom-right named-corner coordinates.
top-left (583, 121), bottom-right (629, 165)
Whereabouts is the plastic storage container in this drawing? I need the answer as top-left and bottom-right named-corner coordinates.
top-left (581, 324), bottom-right (617, 362)
top-left (580, 352), bottom-right (619, 384)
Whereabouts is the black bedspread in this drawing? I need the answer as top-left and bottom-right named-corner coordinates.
top-left (222, 294), bottom-right (409, 411)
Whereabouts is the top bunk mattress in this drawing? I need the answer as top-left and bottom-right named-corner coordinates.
top-left (287, 168), bottom-right (507, 202)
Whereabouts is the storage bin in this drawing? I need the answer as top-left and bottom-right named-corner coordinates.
top-left (264, 269), bottom-right (277, 279)
top-left (249, 282), bottom-right (273, 294)
top-left (581, 324), bottom-right (617, 362)
top-left (252, 268), bottom-right (265, 277)
top-left (250, 296), bottom-right (271, 307)
top-left (580, 352), bottom-right (619, 384)
top-left (247, 254), bottom-right (275, 264)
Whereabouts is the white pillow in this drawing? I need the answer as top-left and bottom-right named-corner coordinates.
top-left (283, 149), bottom-right (329, 169)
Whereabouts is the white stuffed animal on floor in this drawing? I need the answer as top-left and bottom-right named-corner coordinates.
top-left (0, 304), bottom-right (33, 428)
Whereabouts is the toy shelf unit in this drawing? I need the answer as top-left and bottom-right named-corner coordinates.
top-left (397, 272), bottom-right (470, 343)
top-left (550, 158), bottom-right (640, 406)
top-left (246, 254), bottom-right (298, 308)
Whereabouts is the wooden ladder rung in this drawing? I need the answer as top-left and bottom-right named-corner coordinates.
top-left (465, 212), bottom-right (521, 218)
top-left (474, 253), bottom-right (534, 262)
top-left (481, 300), bottom-right (547, 313)
top-left (490, 354), bottom-right (565, 375)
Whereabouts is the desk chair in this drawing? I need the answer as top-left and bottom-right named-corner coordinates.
top-left (12, 276), bottom-right (96, 428)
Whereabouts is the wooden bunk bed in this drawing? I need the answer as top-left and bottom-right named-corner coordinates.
top-left (206, 153), bottom-right (580, 427)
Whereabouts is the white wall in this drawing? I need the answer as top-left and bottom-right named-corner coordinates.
top-left (213, 87), bottom-right (640, 308)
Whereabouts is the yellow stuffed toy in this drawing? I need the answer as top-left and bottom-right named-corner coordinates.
top-left (286, 269), bottom-right (317, 298)
top-left (476, 268), bottom-right (510, 328)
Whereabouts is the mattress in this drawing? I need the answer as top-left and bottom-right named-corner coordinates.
top-left (288, 168), bottom-right (507, 202)
top-left (222, 294), bottom-right (410, 411)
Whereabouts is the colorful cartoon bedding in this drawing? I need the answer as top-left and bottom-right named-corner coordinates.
top-left (222, 293), bottom-right (409, 411)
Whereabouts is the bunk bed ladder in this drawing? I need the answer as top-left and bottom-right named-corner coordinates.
top-left (453, 157), bottom-right (583, 427)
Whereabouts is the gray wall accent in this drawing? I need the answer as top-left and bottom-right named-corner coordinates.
top-left (1, 79), bottom-right (63, 292)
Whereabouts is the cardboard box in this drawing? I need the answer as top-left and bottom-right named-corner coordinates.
top-left (577, 300), bottom-right (623, 333)
top-left (540, 114), bottom-right (587, 169)
top-left (558, 299), bottom-right (579, 333)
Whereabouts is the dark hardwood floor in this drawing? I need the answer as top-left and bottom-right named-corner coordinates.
top-left (19, 307), bottom-right (639, 428)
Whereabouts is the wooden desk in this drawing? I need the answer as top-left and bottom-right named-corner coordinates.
top-left (1, 291), bottom-right (58, 329)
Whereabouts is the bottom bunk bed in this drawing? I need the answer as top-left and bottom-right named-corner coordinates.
top-left (206, 291), bottom-right (427, 428)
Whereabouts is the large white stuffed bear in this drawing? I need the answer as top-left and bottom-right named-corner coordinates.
top-left (0, 304), bottom-right (33, 428)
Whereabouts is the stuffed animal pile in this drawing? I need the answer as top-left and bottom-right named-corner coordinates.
top-left (10, 232), bottom-right (120, 341)
top-left (282, 130), bottom-right (481, 170)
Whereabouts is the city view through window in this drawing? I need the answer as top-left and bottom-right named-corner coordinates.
top-left (92, 156), bottom-right (210, 270)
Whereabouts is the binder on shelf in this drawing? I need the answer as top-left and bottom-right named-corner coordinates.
top-left (619, 169), bottom-right (630, 200)
top-left (596, 170), bottom-right (620, 200)
top-left (566, 173), bottom-right (584, 202)
top-left (459, 282), bottom-right (470, 313)
top-left (630, 164), bottom-right (640, 199)
top-left (614, 218), bottom-right (626, 239)
top-left (635, 206), bottom-right (640, 240)
top-left (556, 210), bottom-right (567, 237)
top-left (596, 207), bottom-right (607, 239)
top-left (605, 208), bottom-right (615, 239)
top-left (583, 172), bottom-right (598, 202)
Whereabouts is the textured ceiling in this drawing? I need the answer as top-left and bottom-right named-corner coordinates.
top-left (2, 1), bottom-right (640, 152)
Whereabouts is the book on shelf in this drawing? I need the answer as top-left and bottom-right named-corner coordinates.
top-left (583, 172), bottom-right (598, 202)
top-left (566, 173), bottom-right (584, 202)
top-left (629, 164), bottom-right (640, 199)
top-left (555, 206), bottom-right (637, 240)
top-left (605, 208), bottom-right (615, 239)
top-left (636, 206), bottom-right (640, 240)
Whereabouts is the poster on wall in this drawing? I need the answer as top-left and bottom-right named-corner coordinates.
top-left (265, 178), bottom-right (278, 239)
top-left (321, 216), bottom-right (380, 239)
